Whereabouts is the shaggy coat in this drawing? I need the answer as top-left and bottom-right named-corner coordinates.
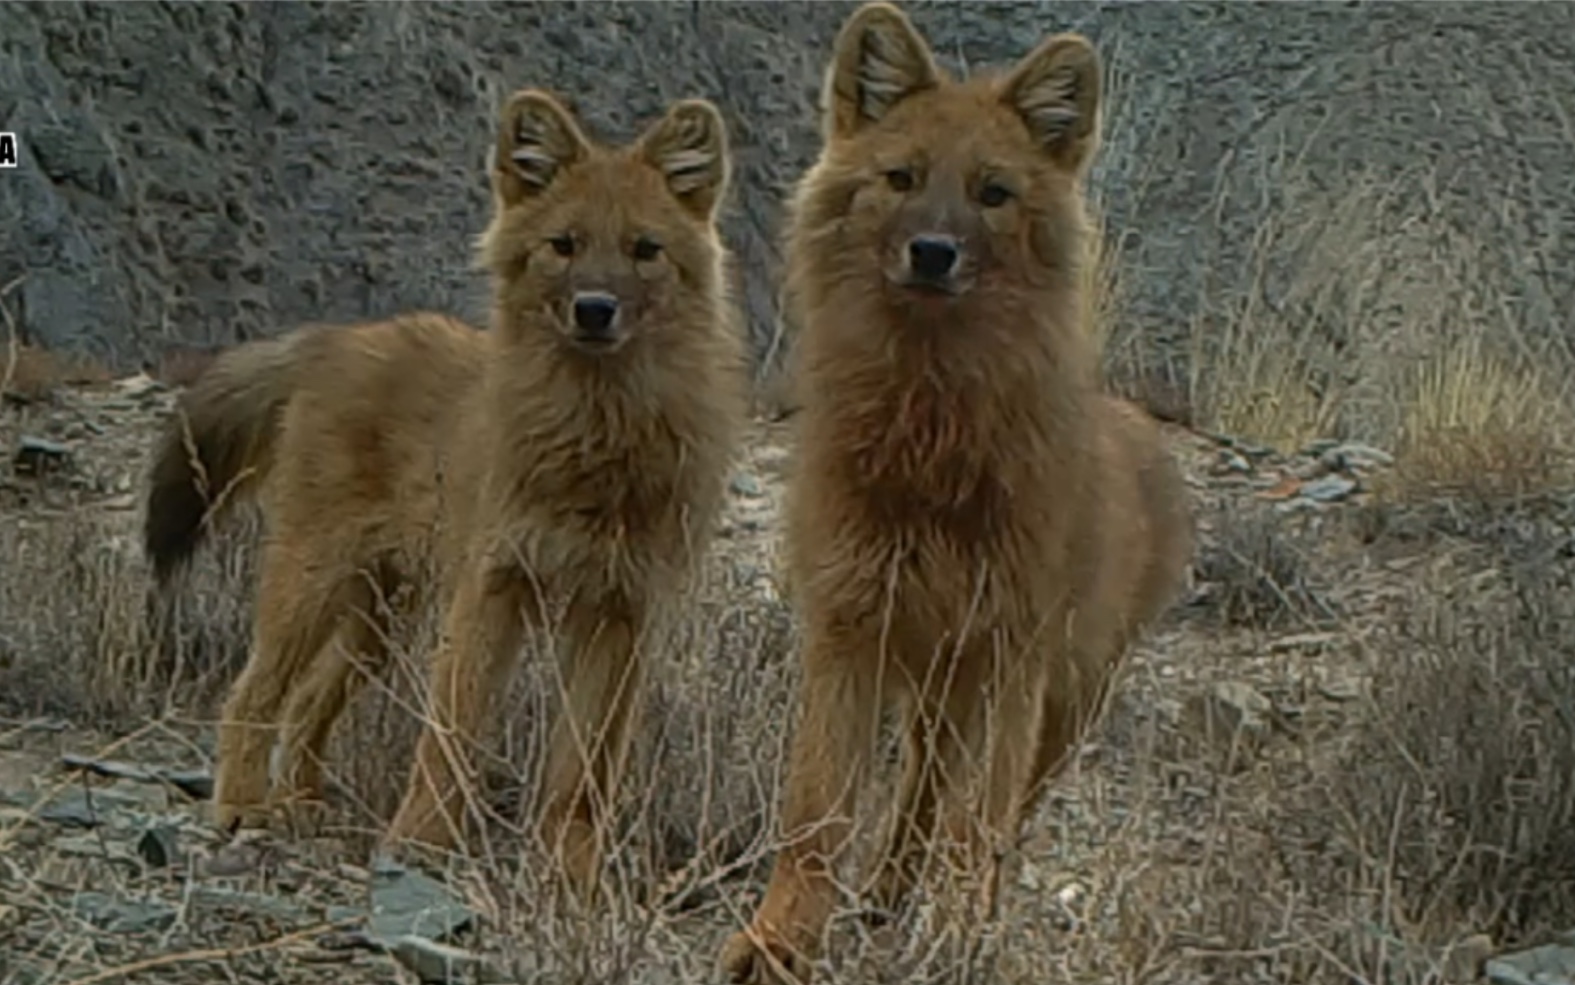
top-left (720, 4), bottom-right (1193, 981)
top-left (144, 90), bottom-right (745, 900)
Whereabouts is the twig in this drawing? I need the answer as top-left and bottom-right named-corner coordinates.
top-left (60, 919), bottom-right (357, 985)
top-left (1, 273), bottom-right (28, 399)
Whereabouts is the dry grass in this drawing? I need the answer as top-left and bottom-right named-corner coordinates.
top-left (1191, 503), bottom-right (1334, 631)
top-left (1096, 147), bottom-right (1575, 511)
top-left (5, 395), bottom-right (1574, 985)
top-left (1384, 332), bottom-right (1575, 504)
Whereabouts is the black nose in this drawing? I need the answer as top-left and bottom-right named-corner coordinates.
top-left (907, 235), bottom-right (959, 282)
top-left (572, 293), bottom-right (620, 336)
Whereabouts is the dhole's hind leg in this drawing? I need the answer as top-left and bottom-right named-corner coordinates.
top-left (385, 567), bottom-right (528, 854)
top-left (214, 543), bottom-right (351, 832)
top-left (537, 601), bottom-right (644, 906)
top-left (272, 572), bottom-right (396, 833)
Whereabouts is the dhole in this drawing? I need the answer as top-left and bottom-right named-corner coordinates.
top-left (720, 4), bottom-right (1193, 980)
top-left (143, 89), bottom-right (745, 901)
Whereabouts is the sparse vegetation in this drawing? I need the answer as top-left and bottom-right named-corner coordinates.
top-left (1192, 503), bottom-right (1333, 631)
top-left (5, 276), bottom-right (1574, 985)
top-left (1385, 332), bottom-right (1575, 505)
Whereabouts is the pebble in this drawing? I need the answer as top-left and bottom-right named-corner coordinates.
top-left (1298, 473), bottom-right (1358, 503)
top-left (1319, 441), bottom-right (1394, 472)
top-left (1485, 940), bottom-right (1575, 985)
top-left (729, 472), bottom-right (765, 498)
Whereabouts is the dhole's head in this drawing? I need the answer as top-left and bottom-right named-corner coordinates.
top-left (479, 90), bottom-right (731, 356)
top-left (794, 2), bottom-right (1101, 314)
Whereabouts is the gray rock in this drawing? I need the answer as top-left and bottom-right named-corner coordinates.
top-left (367, 855), bottom-right (475, 946)
top-left (1298, 474), bottom-right (1359, 503)
top-left (1, 2), bottom-right (1571, 394)
top-left (729, 472), bottom-right (765, 498)
top-left (1486, 941), bottom-right (1575, 985)
top-left (1318, 442), bottom-right (1395, 473)
top-left (12, 436), bottom-right (71, 475)
top-left (60, 753), bottom-right (214, 801)
top-left (54, 833), bottom-right (142, 867)
top-left (36, 786), bottom-right (144, 828)
top-left (70, 891), bottom-right (177, 934)
top-left (191, 886), bottom-right (309, 924)
top-left (1214, 449), bottom-right (1253, 475)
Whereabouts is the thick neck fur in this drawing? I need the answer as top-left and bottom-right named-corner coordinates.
top-left (476, 295), bottom-right (742, 528)
top-left (789, 185), bottom-right (1100, 530)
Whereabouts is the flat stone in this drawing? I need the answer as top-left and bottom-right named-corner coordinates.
top-left (54, 833), bottom-right (142, 867)
top-left (191, 886), bottom-right (308, 924)
top-left (367, 855), bottom-right (475, 946)
top-left (729, 472), bottom-right (764, 498)
top-left (1486, 942), bottom-right (1575, 985)
top-left (60, 753), bottom-right (213, 801)
top-left (70, 891), bottom-right (178, 934)
top-left (13, 436), bottom-right (71, 475)
top-left (1319, 441), bottom-right (1394, 472)
top-left (36, 786), bottom-right (146, 828)
top-left (1298, 473), bottom-right (1358, 503)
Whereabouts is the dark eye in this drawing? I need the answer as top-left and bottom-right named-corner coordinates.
top-left (549, 234), bottom-right (575, 257)
top-left (633, 236), bottom-right (663, 261)
top-left (885, 168), bottom-right (915, 192)
top-left (979, 182), bottom-right (1012, 208)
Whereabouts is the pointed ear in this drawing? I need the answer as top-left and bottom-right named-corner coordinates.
top-left (1000, 34), bottom-right (1102, 172)
top-left (823, 2), bottom-right (940, 141)
top-left (492, 89), bottom-right (592, 206)
top-left (640, 99), bottom-right (731, 221)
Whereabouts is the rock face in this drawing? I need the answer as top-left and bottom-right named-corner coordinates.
top-left (3, 2), bottom-right (1573, 379)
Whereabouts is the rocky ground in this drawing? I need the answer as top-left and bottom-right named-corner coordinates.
top-left (2, 372), bottom-right (1573, 985)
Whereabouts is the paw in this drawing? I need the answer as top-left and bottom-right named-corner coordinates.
top-left (266, 792), bottom-right (333, 838)
top-left (718, 926), bottom-right (814, 985)
top-left (211, 798), bottom-right (273, 835)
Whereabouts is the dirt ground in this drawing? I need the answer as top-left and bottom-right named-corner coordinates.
top-left (2, 364), bottom-right (1573, 985)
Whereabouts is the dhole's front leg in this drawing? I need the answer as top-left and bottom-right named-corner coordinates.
top-left (720, 627), bottom-right (880, 985)
top-left (536, 596), bottom-right (646, 906)
top-left (384, 565), bottom-right (528, 852)
top-left (962, 646), bottom-right (1052, 922)
top-left (865, 688), bottom-right (978, 917)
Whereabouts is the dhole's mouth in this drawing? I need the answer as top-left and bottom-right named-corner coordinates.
top-left (899, 277), bottom-right (960, 297)
top-left (888, 271), bottom-right (971, 300)
top-left (566, 332), bottom-right (627, 354)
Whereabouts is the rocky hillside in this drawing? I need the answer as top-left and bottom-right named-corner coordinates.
top-left (4, 2), bottom-right (1573, 388)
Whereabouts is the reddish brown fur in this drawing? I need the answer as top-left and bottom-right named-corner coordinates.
top-left (143, 90), bottom-right (746, 900)
top-left (720, 5), bottom-right (1193, 981)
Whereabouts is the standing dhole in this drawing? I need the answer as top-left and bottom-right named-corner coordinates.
top-left (720, 4), bottom-right (1193, 981)
top-left (143, 89), bottom-right (746, 902)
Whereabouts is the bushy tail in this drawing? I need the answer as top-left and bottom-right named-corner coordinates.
top-left (144, 332), bottom-right (304, 585)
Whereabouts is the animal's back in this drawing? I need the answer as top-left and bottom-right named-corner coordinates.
top-left (260, 312), bottom-right (491, 563)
